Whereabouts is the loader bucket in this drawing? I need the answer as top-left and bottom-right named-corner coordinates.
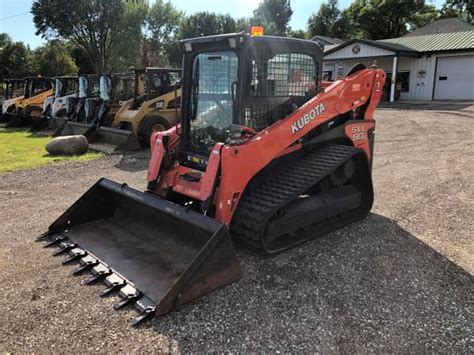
top-left (86, 126), bottom-right (141, 153)
top-left (54, 121), bottom-right (92, 137)
top-left (36, 178), bottom-right (241, 325)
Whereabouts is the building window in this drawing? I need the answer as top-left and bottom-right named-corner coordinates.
top-left (322, 71), bottom-right (333, 81)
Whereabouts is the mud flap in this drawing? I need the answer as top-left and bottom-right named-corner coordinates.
top-left (36, 178), bottom-right (241, 325)
top-left (87, 126), bottom-right (141, 153)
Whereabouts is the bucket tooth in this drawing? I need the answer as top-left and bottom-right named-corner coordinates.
top-left (132, 307), bottom-right (156, 326)
top-left (114, 288), bottom-right (143, 310)
top-left (84, 265), bottom-right (112, 285)
top-left (53, 242), bottom-right (76, 256)
top-left (72, 259), bottom-right (99, 275)
top-left (62, 249), bottom-right (87, 264)
top-left (43, 235), bottom-right (66, 248)
top-left (100, 275), bottom-right (127, 297)
top-left (36, 232), bottom-right (51, 242)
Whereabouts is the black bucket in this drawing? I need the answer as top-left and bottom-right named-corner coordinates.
top-left (37, 178), bottom-right (241, 325)
top-left (54, 121), bottom-right (92, 136)
top-left (87, 126), bottom-right (141, 153)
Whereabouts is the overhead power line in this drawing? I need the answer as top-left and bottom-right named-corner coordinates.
top-left (0, 11), bottom-right (30, 21)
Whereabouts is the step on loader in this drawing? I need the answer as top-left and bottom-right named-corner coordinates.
top-left (0, 78), bottom-right (25, 127)
top-left (7, 76), bottom-right (54, 127)
top-left (87, 67), bottom-right (182, 153)
top-left (37, 29), bottom-right (385, 325)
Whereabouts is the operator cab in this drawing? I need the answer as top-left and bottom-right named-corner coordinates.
top-left (23, 77), bottom-right (54, 99)
top-left (4, 79), bottom-right (25, 100)
top-left (179, 30), bottom-right (323, 170)
top-left (55, 76), bottom-right (78, 98)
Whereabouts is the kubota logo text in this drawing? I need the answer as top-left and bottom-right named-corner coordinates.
top-left (291, 103), bottom-right (326, 134)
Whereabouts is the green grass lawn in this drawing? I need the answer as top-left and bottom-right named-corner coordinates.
top-left (0, 128), bottom-right (101, 174)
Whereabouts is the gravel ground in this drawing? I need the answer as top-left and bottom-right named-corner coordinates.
top-left (0, 103), bottom-right (473, 353)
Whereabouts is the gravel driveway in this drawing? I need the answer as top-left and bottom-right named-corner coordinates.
top-left (0, 103), bottom-right (473, 353)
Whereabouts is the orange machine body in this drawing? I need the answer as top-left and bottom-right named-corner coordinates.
top-left (147, 68), bottom-right (385, 225)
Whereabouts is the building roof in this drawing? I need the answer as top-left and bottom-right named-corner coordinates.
top-left (403, 17), bottom-right (473, 37)
top-left (380, 30), bottom-right (474, 52)
top-left (324, 38), bottom-right (418, 55)
top-left (310, 35), bottom-right (344, 45)
top-left (324, 30), bottom-right (474, 56)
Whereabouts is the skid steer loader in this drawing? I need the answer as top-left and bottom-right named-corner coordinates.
top-left (56, 73), bottom-right (137, 152)
top-left (7, 76), bottom-right (54, 127)
top-left (48, 76), bottom-right (79, 120)
top-left (87, 67), bottom-right (182, 152)
top-left (32, 76), bottom-right (80, 133)
top-left (0, 79), bottom-right (25, 127)
top-left (37, 29), bottom-right (385, 325)
top-left (52, 74), bottom-right (100, 133)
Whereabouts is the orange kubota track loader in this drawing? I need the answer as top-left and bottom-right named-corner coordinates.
top-left (36, 31), bottom-right (385, 325)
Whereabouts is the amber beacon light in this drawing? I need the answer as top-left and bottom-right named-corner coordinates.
top-left (251, 26), bottom-right (264, 36)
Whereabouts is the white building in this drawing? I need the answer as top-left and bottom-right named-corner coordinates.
top-left (322, 19), bottom-right (474, 101)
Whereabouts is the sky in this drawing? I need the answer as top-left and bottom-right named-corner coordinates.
top-left (0, 0), bottom-right (441, 48)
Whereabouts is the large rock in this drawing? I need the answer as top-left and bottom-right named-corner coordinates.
top-left (46, 135), bottom-right (89, 155)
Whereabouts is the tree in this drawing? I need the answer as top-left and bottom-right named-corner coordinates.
top-left (166, 12), bottom-right (239, 66)
top-left (0, 33), bottom-right (12, 50)
top-left (288, 29), bottom-right (307, 39)
top-left (31, 41), bottom-right (78, 76)
top-left (409, 4), bottom-right (439, 30)
top-left (109, 0), bottom-right (149, 71)
top-left (307, 0), bottom-right (352, 39)
top-left (345, 0), bottom-right (438, 40)
top-left (236, 17), bottom-right (252, 32)
top-left (253, 0), bottom-right (293, 35)
top-left (440, 0), bottom-right (473, 22)
top-left (146, 0), bottom-right (183, 66)
top-left (0, 40), bottom-right (32, 80)
top-left (31, 0), bottom-right (126, 73)
top-left (67, 44), bottom-right (96, 74)
top-left (178, 12), bottom-right (237, 39)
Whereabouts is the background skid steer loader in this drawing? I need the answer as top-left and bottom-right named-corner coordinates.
top-left (86, 68), bottom-right (181, 153)
top-left (47, 76), bottom-right (79, 121)
top-left (0, 79), bottom-right (25, 127)
top-left (7, 76), bottom-right (54, 127)
top-left (56, 73), bottom-right (138, 152)
top-left (36, 30), bottom-right (385, 325)
top-left (53, 74), bottom-right (100, 135)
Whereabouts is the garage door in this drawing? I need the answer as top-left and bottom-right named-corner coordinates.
top-left (434, 55), bottom-right (474, 100)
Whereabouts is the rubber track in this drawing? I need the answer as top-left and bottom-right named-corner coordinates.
top-left (230, 144), bottom-right (364, 254)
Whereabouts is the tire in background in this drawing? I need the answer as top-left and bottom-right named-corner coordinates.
top-left (138, 116), bottom-right (171, 147)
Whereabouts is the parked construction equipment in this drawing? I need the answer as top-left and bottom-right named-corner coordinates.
top-left (55, 73), bottom-right (137, 151)
top-left (0, 79), bottom-right (25, 126)
top-left (87, 67), bottom-right (182, 152)
top-left (37, 30), bottom-right (385, 325)
top-left (7, 76), bottom-right (54, 127)
top-left (49, 76), bottom-right (79, 120)
top-left (52, 74), bottom-right (100, 133)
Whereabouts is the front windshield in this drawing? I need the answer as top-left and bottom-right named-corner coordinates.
top-left (189, 51), bottom-right (238, 153)
top-left (79, 76), bottom-right (88, 98)
top-left (55, 79), bottom-right (63, 98)
top-left (100, 76), bottom-right (112, 100)
top-left (113, 76), bottom-right (134, 101)
top-left (24, 80), bottom-right (32, 98)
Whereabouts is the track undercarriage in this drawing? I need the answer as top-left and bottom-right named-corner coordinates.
top-left (231, 144), bottom-right (373, 253)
